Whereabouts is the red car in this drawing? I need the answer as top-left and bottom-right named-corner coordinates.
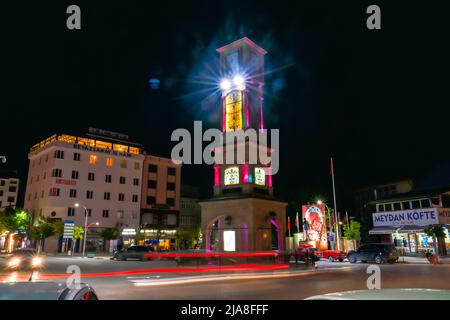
top-left (292, 243), bottom-right (322, 263)
top-left (321, 250), bottom-right (347, 262)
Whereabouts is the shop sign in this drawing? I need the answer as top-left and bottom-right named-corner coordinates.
top-left (438, 208), bottom-right (450, 225)
top-left (373, 208), bottom-right (439, 227)
top-left (56, 178), bottom-right (76, 186)
top-left (121, 228), bottom-right (136, 236)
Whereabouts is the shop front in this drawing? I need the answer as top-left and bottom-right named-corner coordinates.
top-left (369, 207), bottom-right (450, 256)
top-left (138, 229), bottom-right (176, 251)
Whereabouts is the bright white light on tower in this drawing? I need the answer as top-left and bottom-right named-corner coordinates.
top-left (233, 75), bottom-right (245, 86)
top-left (220, 79), bottom-right (231, 91)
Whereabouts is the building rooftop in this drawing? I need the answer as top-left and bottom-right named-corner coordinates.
top-left (29, 132), bottom-right (145, 155)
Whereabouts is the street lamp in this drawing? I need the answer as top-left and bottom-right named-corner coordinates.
top-left (74, 203), bottom-right (98, 257)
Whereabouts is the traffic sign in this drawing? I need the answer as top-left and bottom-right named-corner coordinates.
top-left (329, 232), bottom-right (335, 242)
top-left (63, 220), bottom-right (75, 239)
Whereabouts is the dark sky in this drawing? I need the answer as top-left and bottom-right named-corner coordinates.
top-left (2, 1), bottom-right (450, 213)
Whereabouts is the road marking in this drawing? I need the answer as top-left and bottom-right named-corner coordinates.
top-left (130, 267), bottom-right (358, 287)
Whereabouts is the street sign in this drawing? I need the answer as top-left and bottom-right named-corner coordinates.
top-left (63, 220), bottom-right (75, 239)
top-left (329, 232), bottom-right (335, 242)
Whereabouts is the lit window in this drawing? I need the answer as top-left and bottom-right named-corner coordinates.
top-left (254, 167), bottom-right (266, 186)
top-left (106, 158), bottom-right (113, 167)
top-left (224, 167), bottom-right (239, 185)
top-left (114, 144), bottom-right (128, 152)
top-left (120, 160), bottom-right (127, 168)
top-left (89, 155), bottom-right (97, 164)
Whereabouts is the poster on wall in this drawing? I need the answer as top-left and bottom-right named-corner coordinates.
top-left (224, 167), bottom-right (239, 185)
top-left (302, 204), bottom-right (328, 251)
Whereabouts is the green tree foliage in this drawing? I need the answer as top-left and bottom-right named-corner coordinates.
top-left (73, 226), bottom-right (84, 240)
top-left (0, 208), bottom-right (29, 234)
top-left (101, 228), bottom-right (120, 241)
top-left (29, 218), bottom-right (55, 241)
top-left (343, 220), bottom-right (361, 240)
top-left (176, 226), bottom-right (201, 249)
top-left (424, 225), bottom-right (447, 238)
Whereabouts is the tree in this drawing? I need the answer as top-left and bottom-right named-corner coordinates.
top-left (424, 225), bottom-right (447, 256)
top-left (343, 220), bottom-right (361, 250)
top-left (176, 226), bottom-right (201, 250)
top-left (0, 208), bottom-right (29, 234)
top-left (51, 220), bottom-right (65, 238)
top-left (100, 228), bottom-right (120, 252)
top-left (29, 218), bottom-right (56, 253)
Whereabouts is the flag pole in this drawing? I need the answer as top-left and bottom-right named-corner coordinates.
top-left (288, 216), bottom-right (291, 238)
top-left (331, 157), bottom-right (340, 250)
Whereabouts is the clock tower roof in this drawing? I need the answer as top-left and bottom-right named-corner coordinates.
top-left (216, 37), bottom-right (267, 55)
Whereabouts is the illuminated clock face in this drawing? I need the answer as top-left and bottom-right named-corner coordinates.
top-left (254, 167), bottom-right (266, 186)
top-left (224, 167), bottom-right (239, 185)
top-left (225, 91), bottom-right (243, 131)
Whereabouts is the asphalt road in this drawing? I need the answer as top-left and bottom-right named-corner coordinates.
top-left (1, 256), bottom-right (450, 299)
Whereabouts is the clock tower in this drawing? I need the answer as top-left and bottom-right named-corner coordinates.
top-left (200, 37), bottom-right (287, 253)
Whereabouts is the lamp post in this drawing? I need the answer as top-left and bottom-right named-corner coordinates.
top-left (74, 203), bottom-right (98, 257)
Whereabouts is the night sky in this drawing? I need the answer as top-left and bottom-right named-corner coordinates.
top-left (2, 1), bottom-right (450, 214)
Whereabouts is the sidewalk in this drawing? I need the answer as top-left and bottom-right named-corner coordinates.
top-left (398, 256), bottom-right (450, 265)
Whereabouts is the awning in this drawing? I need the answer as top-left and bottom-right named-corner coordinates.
top-left (369, 225), bottom-right (426, 235)
top-left (369, 227), bottom-right (402, 235)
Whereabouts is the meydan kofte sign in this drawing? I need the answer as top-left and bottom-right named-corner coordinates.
top-left (302, 204), bottom-right (328, 250)
top-left (373, 208), bottom-right (440, 227)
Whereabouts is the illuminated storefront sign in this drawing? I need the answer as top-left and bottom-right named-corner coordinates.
top-left (254, 167), bottom-right (266, 186)
top-left (302, 204), bottom-right (328, 251)
top-left (372, 208), bottom-right (440, 227)
top-left (224, 167), bottom-right (239, 185)
top-left (121, 228), bottom-right (137, 236)
top-left (223, 230), bottom-right (236, 252)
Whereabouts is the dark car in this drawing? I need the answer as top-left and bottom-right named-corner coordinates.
top-left (6, 248), bottom-right (44, 270)
top-left (112, 245), bottom-right (154, 261)
top-left (347, 243), bottom-right (398, 264)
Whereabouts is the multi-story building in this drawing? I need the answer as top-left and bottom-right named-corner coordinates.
top-left (0, 170), bottom-right (19, 209)
top-left (180, 185), bottom-right (201, 229)
top-left (139, 155), bottom-right (181, 251)
top-left (24, 128), bottom-right (145, 252)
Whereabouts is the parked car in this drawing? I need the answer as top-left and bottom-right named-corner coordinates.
top-left (347, 243), bottom-right (398, 264)
top-left (322, 250), bottom-right (347, 262)
top-left (111, 245), bottom-right (154, 261)
top-left (5, 248), bottom-right (44, 270)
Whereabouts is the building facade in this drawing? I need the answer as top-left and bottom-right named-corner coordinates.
top-left (368, 190), bottom-right (450, 256)
top-left (24, 129), bottom-right (145, 252)
top-left (180, 185), bottom-right (201, 229)
top-left (139, 155), bottom-right (181, 251)
top-left (0, 171), bottom-right (19, 209)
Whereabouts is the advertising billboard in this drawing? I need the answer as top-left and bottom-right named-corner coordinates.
top-left (302, 204), bottom-right (328, 250)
